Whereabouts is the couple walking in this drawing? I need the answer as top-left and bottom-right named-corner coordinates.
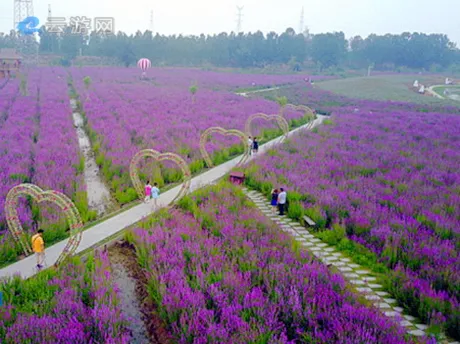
top-left (271, 188), bottom-right (287, 215)
top-left (248, 136), bottom-right (259, 155)
top-left (145, 180), bottom-right (160, 210)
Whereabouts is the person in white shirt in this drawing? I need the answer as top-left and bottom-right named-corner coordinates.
top-left (150, 182), bottom-right (160, 210)
top-left (278, 188), bottom-right (287, 215)
top-left (248, 136), bottom-right (253, 156)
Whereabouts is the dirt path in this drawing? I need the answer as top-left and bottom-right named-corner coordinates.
top-left (108, 243), bottom-right (173, 344)
top-left (70, 99), bottom-right (114, 215)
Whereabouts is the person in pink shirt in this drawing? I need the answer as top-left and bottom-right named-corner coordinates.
top-left (144, 180), bottom-right (152, 203)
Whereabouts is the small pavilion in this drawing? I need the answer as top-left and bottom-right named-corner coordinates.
top-left (0, 49), bottom-right (22, 78)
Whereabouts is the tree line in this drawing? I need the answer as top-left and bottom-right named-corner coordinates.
top-left (0, 27), bottom-right (458, 71)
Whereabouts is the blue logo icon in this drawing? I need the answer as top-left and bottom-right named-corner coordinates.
top-left (17, 16), bottom-right (40, 35)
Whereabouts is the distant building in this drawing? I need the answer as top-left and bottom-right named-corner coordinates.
top-left (0, 49), bottom-right (22, 78)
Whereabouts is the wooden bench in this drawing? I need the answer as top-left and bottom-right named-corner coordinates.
top-left (303, 215), bottom-right (316, 227)
top-left (229, 171), bottom-right (245, 185)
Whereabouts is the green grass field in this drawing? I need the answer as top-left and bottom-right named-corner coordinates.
top-left (316, 74), bottom-right (460, 106)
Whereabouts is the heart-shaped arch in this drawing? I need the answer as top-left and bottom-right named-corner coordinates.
top-left (199, 127), bottom-right (249, 168)
top-left (287, 104), bottom-right (316, 118)
top-left (129, 149), bottom-right (191, 205)
top-left (245, 113), bottom-right (289, 139)
top-left (5, 183), bottom-right (83, 266)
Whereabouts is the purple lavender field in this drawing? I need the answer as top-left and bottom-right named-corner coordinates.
top-left (243, 90), bottom-right (460, 339)
top-left (0, 67), bottom-right (86, 266)
top-left (0, 251), bottom-right (130, 343)
top-left (1, 65), bottom-right (458, 342)
top-left (68, 67), bottom-right (312, 204)
top-left (0, 66), bottom-right (314, 266)
top-left (131, 183), bottom-right (422, 343)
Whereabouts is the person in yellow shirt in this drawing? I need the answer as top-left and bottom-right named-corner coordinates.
top-left (31, 229), bottom-right (45, 269)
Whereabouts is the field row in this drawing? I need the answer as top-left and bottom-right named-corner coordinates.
top-left (0, 67), bottom-right (311, 267)
top-left (242, 107), bottom-right (459, 340)
top-left (69, 67), bottom-right (310, 205)
top-left (0, 68), bottom-right (89, 266)
top-left (0, 251), bottom-right (129, 343)
top-left (1, 183), bottom-right (425, 343)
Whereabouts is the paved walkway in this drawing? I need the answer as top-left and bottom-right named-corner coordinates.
top-left (427, 85), bottom-right (445, 99)
top-left (0, 116), bottom-right (325, 280)
top-left (236, 86), bottom-right (281, 97)
top-left (243, 188), bottom-right (457, 343)
top-left (427, 84), bottom-right (460, 102)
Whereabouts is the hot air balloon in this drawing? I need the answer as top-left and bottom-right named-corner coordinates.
top-left (137, 58), bottom-right (151, 78)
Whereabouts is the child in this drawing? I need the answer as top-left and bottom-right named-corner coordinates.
top-left (150, 182), bottom-right (160, 209)
top-left (31, 229), bottom-right (45, 269)
top-left (270, 189), bottom-right (279, 213)
top-left (144, 181), bottom-right (152, 203)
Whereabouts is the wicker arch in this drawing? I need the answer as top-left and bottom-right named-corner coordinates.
top-left (5, 183), bottom-right (83, 266)
top-left (199, 127), bottom-right (249, 168)
top-left (245, 113), bottom-right (289, 139)
top-left (287, 104), bottom-right (316, 119)
top-left (129, 149), bottom-right (191, 205)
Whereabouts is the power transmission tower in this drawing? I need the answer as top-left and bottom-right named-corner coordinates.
top-left (150, 10), bottom-right (154, 33)
top-left (14, 0), bottom-right (38, 64)
top-left (14, 0), bottom-right (34, 29)
top-left (299, 6), bottom-right (304, 35)
top-left (236, 6), bottom-right (243, 33)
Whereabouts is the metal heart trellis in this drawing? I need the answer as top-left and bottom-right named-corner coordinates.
top-left (129, 149), bottom-right (191, 205)
top-left (5, 183), bottom-right (83, 266)
top-left (199, 127), bottom-right (249, 168)
top-left (245, 113), bottom-right (290, 140)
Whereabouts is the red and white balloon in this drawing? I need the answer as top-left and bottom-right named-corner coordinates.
top-left (137, 58), bottom-right (151, 76)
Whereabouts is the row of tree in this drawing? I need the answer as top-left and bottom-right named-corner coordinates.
top-left (0, 27), bottom-right (458, 70)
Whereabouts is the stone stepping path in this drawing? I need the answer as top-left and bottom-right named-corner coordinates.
top-left (243, 188), bottom-right (457, 343)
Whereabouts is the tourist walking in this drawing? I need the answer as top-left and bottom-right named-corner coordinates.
top-left (144, 181), bottom-right (152, 203)
top-left (270, 189), bottom-right (279, 213)
top-left (278, 188), bottom-right (287, 216)
top-left (252, 137), bottom-right (259, 154)
top-left (31, 229), bottom-right (45, 270)
top-left (248, 136), bottom-right (253, 156)
top-left (150, 182), bottom-right (160, 210)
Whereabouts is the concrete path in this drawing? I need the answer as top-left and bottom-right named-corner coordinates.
top-left (428, 84), bottom-right (460, 102)
top-left (243, 188), bottom-right (457, 343)
top-left (427, 85), bottom-right (445, 99)
top-left (236, 86), bottom-right (281, 97)
top-left (0, 116), bottom-right (325, 280)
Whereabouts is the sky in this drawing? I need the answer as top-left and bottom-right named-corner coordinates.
top-left (1, 0), bottom-right (460, 45)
